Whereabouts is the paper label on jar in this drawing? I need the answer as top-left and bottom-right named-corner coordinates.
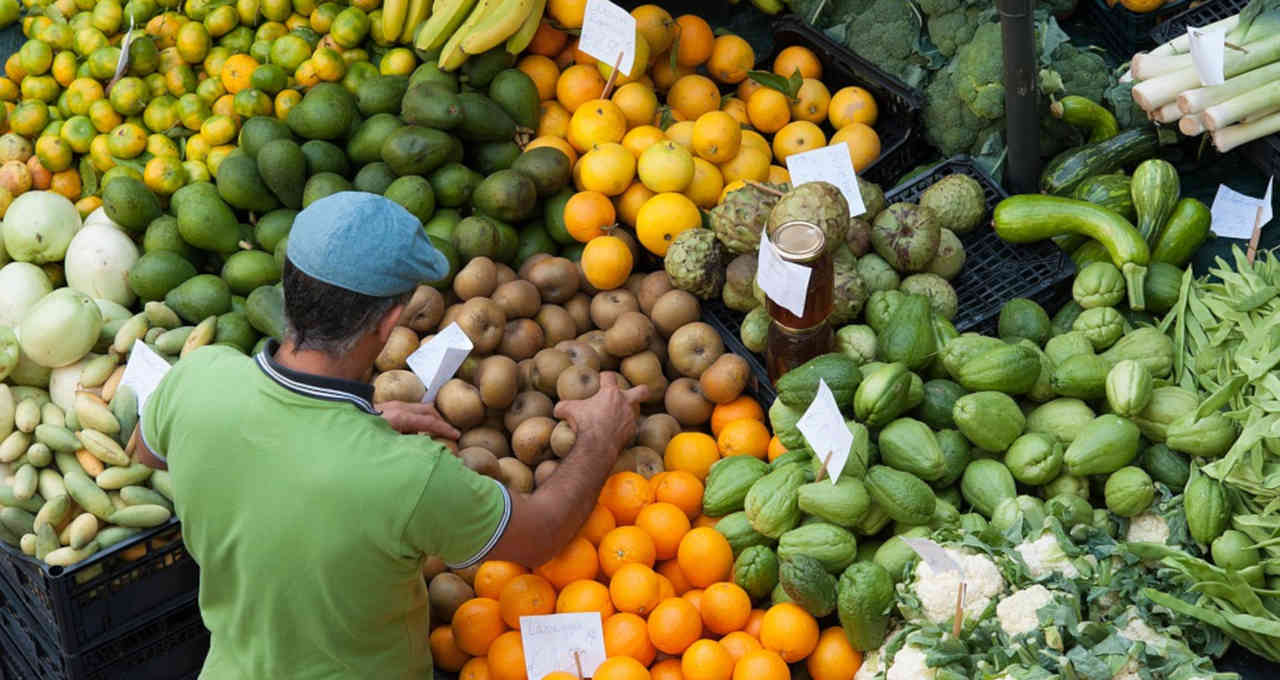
top-left (757, 232), bottom-right (811, 317)
top-left (785, 143), bottom-right (867, 217)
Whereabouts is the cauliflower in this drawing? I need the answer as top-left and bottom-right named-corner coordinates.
top-left (1125, 512), bottom-right (1171, 544)
top-left (995, 584), bottom-right (1055, 637)
top-left (1116, 608), bottom-right (1172, 654)
top-left (904, 547), bottom-right (1004, 625)
top-left (1015, 532), bottom-right (1079, 579)
top-left (853, 647), bottom-right (882, 680)
top-left (885, 643), bottom-right (936, 680)
top-left (1111, 658), bottom-right (1142, 680)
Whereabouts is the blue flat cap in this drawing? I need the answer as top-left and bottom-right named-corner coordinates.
top-left (286, 192), bottom-right (448, 297)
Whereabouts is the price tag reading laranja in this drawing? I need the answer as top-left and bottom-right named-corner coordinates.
top-left (520, 613), bottom-right (607, 680)
top-left (796, 379), bottom-right (853, 484)
top-left (578, 0), bottom-right (637, 76)
top-left (120, 340), bottom-right (171, 415)
top-left (405, 322), bottom-right (473, 404)
top-left (756, 232), bottom-right (811, 317)
top-left (1187, 26), bottom-right (1226, 87)
top-left (785, 143), bottom-right (867, 217)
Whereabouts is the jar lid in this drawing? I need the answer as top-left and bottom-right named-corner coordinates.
top-left (771, 220), bottom-right (825, 262)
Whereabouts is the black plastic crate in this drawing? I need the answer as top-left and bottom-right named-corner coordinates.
top-left (1086, 0), bottom-right (1195, 57)
top-left (0, 519), bottom-right (199, 657)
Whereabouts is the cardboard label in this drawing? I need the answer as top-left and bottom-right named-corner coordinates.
top-left (1210, 178), bottom-right (1274, 239)
top-left (796, 379), bottom-right (853, 484)
top-left (119, 340), bottom-right (171, 415)
top-left (578, 0), bottom-right (637, 76)
top-left (1188, 26), bottom-right (1226, 87)
top-left (405, 323), bottom-right (473, 403)
top-left (520, 613), bottom-right (607, 680)
top-left (756, 233), bottom-right (811, 317)
top-left (785, 143), bottom-right (867, 217)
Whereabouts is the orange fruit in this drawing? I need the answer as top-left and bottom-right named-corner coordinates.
top-left (651, 658), bottom-right (684, 680)
top-left (635, 193), bottom-right (701, 256)
top-left (828, 86), bottom-right (878, 128)
top-left (707, 35), bottom-right (754, 85)
top-left (632, 5), bottom-right (676, 55)
top-left (746, 88), bottom-right (791, 134)
top-left (475, 562), bottom-right (529, 601)
top-left (537, 536), bottom-right (600, 588)
top-left (597, 33), bottom-right (651, 86)
top-left (656, 574), bottom-right (676, 601)
top-left (616, 181), bottom-right (657, 228)
top-left (576, 142), bottom-right (635, 196)
top-left (556, 64), bottom-right (606, 113)
top-left (831, 122), bottom-right (881, 173)
top-left (684, 157), bottom-right (724, 210)
top-left (581, 235), bottom-right (634, 290)
top-left (651, 470), bottom-right (704, 520)
top-left (637, 140), bottom-right (694, 193)
top-left (487, 631), bottom-right (527, 680)
top-left (711, 397), bottom-right (764, 435)
top-left (651, 53), bottom-right (693, 92)
top-left (564, 190), bottom-right (617, 243)
top-left (772, 121), bottom-right (826, 162)
top-left (790, 79), bottom-right (831, 124)
top-left (430, 625), bottom-right (472, 672)
top-left (759, 603), bottom-right (819, 662)
top-left (664, 120), bottom-right (695, 150)
top-left (525, 135), bottom-right (578, 166)
top-left (719, 631), bottom-right (762, 664)
top-left (498, 574), bottom-right (556, 629)
top-left (538, 100), bottom-right (572, 138)
top-left (772, 46), bottom-right (822, 80)
top-left (622, 124), bottom-right (667, 158)
top-left (579, 503), bottom-right (617, 545)
top-left (634, 502), bottom-right (691, 560)
top-left (613, 82), bottom-right (659, 129)
top-left (594, 656), bottom-right (651, 680)
top-left (766, 436), bottom-right (787, 462)
top-left (767, 165), bottom-right (790, 184)
top-left (718, 146), bottom-right (770, 184)
top-left (720, 97), bottom-right (750, 128)
top-left (543, 673), bottom-right (578, 680)
top-left (609, 562), bottom-right (661, 615)
top-left (691, 111), bottom-right (741, 163)
top-left (548, 0), bottom-right (587, 28)
top-left (808, 627), bottom-right (863, 680)
top-left (733, 650), bottom-right (789, 680)
top-left (717, 419), bottom-right (771, 459)
top-left (743, 609), bottom-right (766, 638)
top-left (453, 598), bottom-right (507, 656)
top-left (737, 78), bottom-right (765, 102)
top-left (674, 15), bottom-right (713, 67)
top-left (604, 612), bottom-right (657, 665)
top-left (557, 579), bottom-right (614, 620)
top-left (568, 98), bottom-right (627, 152)
top-left (50, 169), bottom-right (81, 201)
top-left (663, 432), bottom-right (720, 481)
top-left (682, 638), bottom-right (734, 680)
top-left (460, 657), bottom-right (492, 680)
top-left (598, 525), bottom-right (657, 577)
top-left (518, 55), bottom-right (560, 101)
top-left (599, 471), bottom-right (654, 525)
top-left (667, 74), bottom-right (720, 120)
top-left (682, 589), bottom-right (704, 613)
top-left (647, 596), bottom-right (702, 655)
top-left (529, 21), bottom-right (569, 57)
top-left (700, 582), bottom-right (752, 635)
top-left (676, 528), bottom-right (733, 588)
top-left (657, 559), bottom-right (693, 596)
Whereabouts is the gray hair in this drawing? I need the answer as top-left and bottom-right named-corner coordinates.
top-left (281, 258), bottom-right (408, 354)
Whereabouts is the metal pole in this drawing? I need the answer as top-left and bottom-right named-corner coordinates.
top-left (999, 0), bottom-right (1040, 193)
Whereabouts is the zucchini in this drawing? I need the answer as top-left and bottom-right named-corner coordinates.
top-left (1050, 96), bottom-right (1119, 144)
top-left (1040, 127), bottom-right (1164, 196)
top-left (993, 195), bottom-right (1149, 310)
top-left (1151, 198), bottom-right (1211, 267)
top-left (1131, 159), bottom-right (1180, 246)
top-left (1072, 174), bottom-right (1135, 221)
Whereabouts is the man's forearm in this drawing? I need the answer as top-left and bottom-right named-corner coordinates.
top-left (529, 429), bottom-right (620, 550)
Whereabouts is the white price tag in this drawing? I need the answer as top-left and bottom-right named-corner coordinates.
top-left (1187, 26), bottom-right (1226, 87)
top-left (119, 340), bottom-right (171, 415)
top-left (405, 322), bottom-right (473, 403)
top-left (520, 613), bottom-right (607, 680)
top-left (578, 0), bottom-right (637, 76)
top-left (795, 379), bottom-right (853, 484)
top-left (785, 143), bottom-right (867, 217)
top-left (901, 537), bottom-right (962, 574)
top-left (1210, 178), bottom-right (1274, 239)
top-left (756, 233), bottom-right (811, 318)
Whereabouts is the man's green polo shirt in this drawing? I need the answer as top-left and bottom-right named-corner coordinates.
top-left (142, 342), bottom-right (510, 679)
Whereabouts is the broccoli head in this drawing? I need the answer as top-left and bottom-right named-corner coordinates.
top-left (835, 0), bottom-right (924, 84)
top-left (1048, 43), bottom-right (1111, 103)
top-left (923, 68), bottom-right (1001, 157)
top-left (948, 21), bottom-right (1006, 121)
top-left (916, 0), bottom-right (993, 57)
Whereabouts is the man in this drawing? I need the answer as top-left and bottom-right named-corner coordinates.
top-left (138, 192), bottom-right (646, 679)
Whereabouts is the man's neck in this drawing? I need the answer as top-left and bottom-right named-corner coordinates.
top-left (273, 341), bottom-right (374, 383)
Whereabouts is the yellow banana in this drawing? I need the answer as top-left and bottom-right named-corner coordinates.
top-left (505, 0), bottom-right (546, 55)
top-left (401, 0), bottom-right (432, 43)
top-left (459, 0), bottom-right (532, 55)
top-left (438, 0), bottom-right (492, 70)
top-left (415, 0), bottom-right (479, 52)
top-left (383, 0), bottom-right (409, 43)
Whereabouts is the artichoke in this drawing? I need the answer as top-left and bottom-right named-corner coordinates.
top-left (710, 182), bottom-right (787, 253)
top-left (665, 228), bottom-right (727, 300)
top-left (767, 181), bottom-right (849, 253)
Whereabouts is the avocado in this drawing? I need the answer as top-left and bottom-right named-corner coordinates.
top-left (460, 48), bottom-right (514, 88)
top-left (472, 169), bottom-right (537, 223)
top-left (165, 274), bottom-right (233, 324)
top-left (101, 175), bottom-right (162, 231)
top-left (238, 116), bottom-right (293, 160)
top-left (383, 175), bottom-right (435, 224)
top-left (286, 82), bottom-right (356, 140)
top-left (455, 92), bottom-right (516, 142)
top-left (221, 250), bottom-right (281, 296)
top-left (274, 237), bottom-right (288, 272)
top-left (509, 146), bottom-right (572, 198)
top-left (245, 284), bottom-right (285, 339)
top-left (380, 125), bottom-right (459, 177)
top-left (424, 209), bottom-right (461, 242)
top-left (356, 75), bottom-right (409, 116)
top-left (300, 140), bottom-right (349, 177)
top-left (428, 162), bottom-right (483, 208)
top-left (543, 189), bottom-right (575, 245)
top-left (452, 215), bottom-right (502, 261)
top-left (466, 140), bottom-right (521, 175)
top-left (400, 82), bottom-right (463, 130)
top-left (173, 181), bottom-right (241, 253)
top-left (516, 222), bottom-right (556, 265)
top-left (409, 61), bottom-right (458, 91)
top-left (488, 69), bottom-right (539, 129)
top-left (256, 138), bottom-right (307, 209)
top-left (427, 234), bottom-right (459, 291)
top-left (254, 209), bottom-right (296, 253)
top-left (230, 294), bottom-right (247, 315)
top-left (346, 113), bottom-right (403, 166)
top-left (214, 312), bottom-right (258, 353)
top-left (354, 162), bottom-right (398, 194)
top-left (302, 172), bottom-right (353, 208)
top-left (495, 220), bottom-right (518, 264)
top-left (143, 215), bottom-right (194, 259)
top-left (128, 250), bottom-right (198, 302)
top-left (216, 150), bottom-right (280, 213)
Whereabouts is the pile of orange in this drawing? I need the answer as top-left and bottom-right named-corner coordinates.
top-left (426, 394), bottom-right (864, 680)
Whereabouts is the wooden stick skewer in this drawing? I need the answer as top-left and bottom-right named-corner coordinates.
top-left (573, 651), bottom-right (583, 680)
top-left (952, 582), bottom-right (966, 638)
top-left (600, 52), bottom-right (624, 100)
top-left (814, 450), bottom-right (834, 483)
top-left (1247, 203), bottom-right (1266, 264)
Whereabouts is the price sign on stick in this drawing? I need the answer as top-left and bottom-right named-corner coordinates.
top-left (901, 538), bottom-right (966, 636)
top-left (756, 232), bottom-right (811, 317)
top-left (405, 322), bottom-right (473, 403)
top-left (785, 143), bottom-right (867, 217)
top-left (520, 613), bottom-right (607, 680)
top-left (578, 0), bottom-right (636, 77)
top-left (796, 379), bottom-right (853, 484)
top-left (119, 340), bottom-right (171, 415)
top-left (1210, 178), bottom-right (1274, 247)
top-left (1187, 26), bottom-right (1226, 86)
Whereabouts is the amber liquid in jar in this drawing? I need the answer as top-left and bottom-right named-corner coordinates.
top-left (766, 322), bottom-right (834, 382)
top-left (764, 220), bottom-right (835, 382)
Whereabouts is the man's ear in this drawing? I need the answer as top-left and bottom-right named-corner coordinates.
top-left (376, 304), bottom-right (405, 343)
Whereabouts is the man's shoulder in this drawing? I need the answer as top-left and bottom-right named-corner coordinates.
top-left (172, 344), bottom-right (260, 377)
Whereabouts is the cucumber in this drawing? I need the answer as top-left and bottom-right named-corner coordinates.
top-left (1040, 127), bottom-right (1162, 196)
top-left (1072, 174), bottom-right (1134, 221)
top-left (1131, 159), bottom-right (1180, 246)
top-left (1050, 96), bottom-right (1119, 143)
top-left (1151, 198), bottom-right (1210, 267)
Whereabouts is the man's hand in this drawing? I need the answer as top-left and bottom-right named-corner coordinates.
top-left (379, 401), bottom-right (460, 440)
top-left (554, 372), bottom-right (647, 460)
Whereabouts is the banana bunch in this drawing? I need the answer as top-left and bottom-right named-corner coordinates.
top-left (415, 0), bottom-right (547, 70)
top-left (382, 0), bottom-right (434, 45)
